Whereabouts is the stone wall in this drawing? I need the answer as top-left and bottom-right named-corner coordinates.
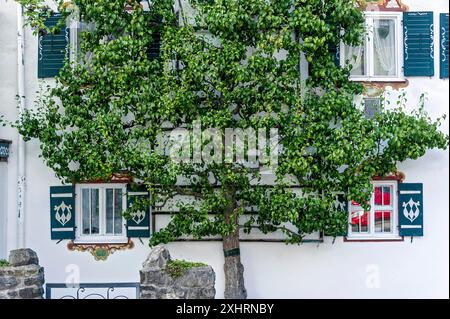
top-left (0, 249), bottom-right (45, 299)
top-left (140, 245), bottom-right (216, 299)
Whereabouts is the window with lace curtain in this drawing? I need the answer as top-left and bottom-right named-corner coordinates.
top-left (341, 12), bottom-right (403, 82)
top-left (75, 184), bottom-right (128, 244)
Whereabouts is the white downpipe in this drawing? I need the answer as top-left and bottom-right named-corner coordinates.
top-left (16, 4), bottom-right (26, 249)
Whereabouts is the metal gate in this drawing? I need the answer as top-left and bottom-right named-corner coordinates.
top-left (45, 283), bottom-right (140, 299)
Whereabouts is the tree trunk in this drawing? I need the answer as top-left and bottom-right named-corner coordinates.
top-left (223, 198), bottom-right (247, 299)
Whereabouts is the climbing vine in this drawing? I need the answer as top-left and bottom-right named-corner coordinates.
top-left (14, 0), bottom-right (449, 298)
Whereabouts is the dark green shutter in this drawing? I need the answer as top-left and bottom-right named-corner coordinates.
top-left (126, 185), bottom-right (151, 238)
top-left (325, 193), bottom-right (348, 236)
top-left (335, 193), bottom-right (348, 236)
top-left (0, 140), bottom-right (11, 160)
top-left (403, 12), bottom-right (434, 77)
top-left (398, 183), bottom-right (423, 237)
top-left (38, 14), bottom-right (69, 78)
top-left (145, 12), bottom-right (161, 60)
top-left (440, 13), bottom-right (449, 79)
top-left (50, 186), bottom-right (76, 240)
top-left (329, 42), bottom-right (340, 67)
top-left (148, 32), bottom-right (161, 60)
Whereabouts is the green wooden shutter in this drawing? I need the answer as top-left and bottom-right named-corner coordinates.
top-left (126, 185), bottom-right (151, 238)
top-left (50, 186), bottom-right (76, 240)
top-left (398, 183), bottom-right (423, 237)
top-left (329, 42), bottom-right (340, 67)
top-left (440, 13), bottom-right (449, 79)
top-left (148, 32), bottom-right (161, 60)
top-left (403, 12), bottom-right (435, 77)
top-left (324, 193), bottom-right (348, 236)
top-left (0, 140), bottom-right (11, 160)
top-left (38, 14), bottom-right (69, 78)
top-left (145, 13), bottom-right (161, 61)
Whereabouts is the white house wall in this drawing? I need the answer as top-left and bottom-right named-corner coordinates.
top-left (0, 0), bottom-right (448, 298)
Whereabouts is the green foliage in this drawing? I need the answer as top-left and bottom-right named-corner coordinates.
top-left (165, 259), bottom-right (208, 278)
top-left (16, 0), bottom-right (71, 35)
top-left (0, 259), bottom-right (9, 267)
top-left (15, 0), bottom-right (449, 245)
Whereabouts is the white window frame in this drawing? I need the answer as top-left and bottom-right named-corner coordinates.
top-left (69, 19), bottom-right (95, 65)
top-left (347, 180), bottom-right (402, 240)
top-left (69, 19), bottom-right (78, 64)
top-left (340, 11), bottom-right (404, 82)
top-left (75, 183), bottom-right (128, 244)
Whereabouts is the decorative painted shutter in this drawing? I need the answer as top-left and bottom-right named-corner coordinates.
top-left (335, 193), bottom-right (348, 236)
top-left (403, 12), bottom-right (434, 77)
top-left (398, 183), bottom-right (424, 237)
top-left (38, 14), bottom-right (69, 78)
top-left (329, 42), bottom-right (340, 67)
top-left (50, 186), bottom-right (76, 240)
top-left (325, 193), bottom-right (348, 236)
top-left (148, 32), bottom-right (161, 60)
top-left (126, 185), bottom-right (151, 238)
top-left (146, 13), bottom-right (161, 60)
top-left (440, 13), bottom-right (449, 79)
top-left (0, 140), bottom-right (11, 160)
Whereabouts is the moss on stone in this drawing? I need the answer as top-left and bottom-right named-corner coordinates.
top-left (0, 259), bottom-right (9, 267)
top-left (165, 260), bottom-right (207, 278)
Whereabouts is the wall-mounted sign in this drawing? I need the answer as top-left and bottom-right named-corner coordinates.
top-left (0, 140), bottom-right (11, 160)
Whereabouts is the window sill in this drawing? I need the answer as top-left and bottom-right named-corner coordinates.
top-left (73, 237), bottom-right (129, 245)
top-left (350, 77), bottom-right (406, 83)
top-left (344, 236), bottom-right (404, 242)
top-left (351, 78), bottom-right (409, 89)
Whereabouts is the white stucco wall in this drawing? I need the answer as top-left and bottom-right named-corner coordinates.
top-left (0, 0), bottom-right (448, 298)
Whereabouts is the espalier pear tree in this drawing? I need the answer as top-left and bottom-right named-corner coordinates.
top-left (16, 0), bottom-right (449, 298)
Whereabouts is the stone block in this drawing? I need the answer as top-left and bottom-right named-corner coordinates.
top-left (0, 276), bottom-right (19, 290)
top-left (140, 245), bottom-right (215, 299)
top-left (8, 249), bottom-right (39, 267)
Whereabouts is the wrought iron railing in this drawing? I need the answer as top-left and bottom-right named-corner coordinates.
top-left (45, 283), bottom-right (140, 299)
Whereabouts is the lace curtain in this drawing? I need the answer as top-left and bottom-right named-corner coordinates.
top-left (373, 19), bottom-right (396, 76)
top-left (345, 46), bottom-right (364, 76)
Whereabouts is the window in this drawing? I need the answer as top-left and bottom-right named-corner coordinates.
top-left (341, 12), bottom-right (403, 82)
top-left (347, 181), bottom-right (401, 240)
top-left (364, 97), bottom-right (382, 119)
top-left (75, 184), bottom-right (127, 243)
top-left (69, 20), bottom-right (95, 65)
top-left (69, 17), bottom-right (160, 65)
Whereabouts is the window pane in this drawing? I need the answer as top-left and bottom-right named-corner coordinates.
top-left (360, 211), bottom-right (369, 232)
top-left (364, 98), bottom-right (382, 119)
top-left (82, 189), bottom-right (90, 235)
top-left (351, 211), bottom-right (369, 233)
top-left (373, 19), bottom-right (397, 76)
top-left (374, 187), bottom-right (382, 206)
top-left (383, 211), bottom-right (392, 232)
top-left (106, 189), bottom-right (114, 234)
top-left (90, 189), bottom-right (100, 234)
top-left (383, 186), bottom-right (391, 206)
top-left (375, 211), bottom-right (383, 233)
top-left (351, 212), bottom-right (361, 233)
top-left (345, 45), bottom-right (365, 76)
top-left (114, 189), bottom-right (123, 235)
